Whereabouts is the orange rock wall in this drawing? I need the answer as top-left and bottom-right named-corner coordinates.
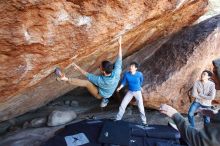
top-left (0, 0), bottom-right (208, 122)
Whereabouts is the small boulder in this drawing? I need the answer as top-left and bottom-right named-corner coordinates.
top-left (70, 100), bottom-right (79, 107)
top-left (64, 100), bottom-right (70, 105)
top-left (47, 110), bottom-right (77, 126)
top-left (49, 101), bottom-right (63, 106)
top-left (30, 117), bottom-right (47, 128)
top-left (23, 121), bottom-right (30, 129)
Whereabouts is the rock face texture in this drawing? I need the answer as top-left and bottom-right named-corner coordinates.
top-left (0, 0), bottom-right (209, 122)
top-left (124, 15), bottom-right (220, 112)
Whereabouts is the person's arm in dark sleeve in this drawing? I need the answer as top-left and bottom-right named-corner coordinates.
top-left (172, 113), bottom-right (203, 146)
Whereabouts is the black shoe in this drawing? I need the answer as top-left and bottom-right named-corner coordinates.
top-left (142, 123), bottom-right (148, 127)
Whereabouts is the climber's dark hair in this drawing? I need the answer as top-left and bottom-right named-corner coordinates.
top-left (101, 60), bottom-right (113, 74)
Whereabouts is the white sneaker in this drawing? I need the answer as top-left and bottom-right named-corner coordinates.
top-left (100, 98), bottom-right (109, 108)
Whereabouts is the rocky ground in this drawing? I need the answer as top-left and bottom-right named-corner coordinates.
top-left (0, 88), bottom-right (205, 146)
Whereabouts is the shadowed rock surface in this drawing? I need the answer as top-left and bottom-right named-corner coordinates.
top-left (123, 15), bottom-right (220, 112)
